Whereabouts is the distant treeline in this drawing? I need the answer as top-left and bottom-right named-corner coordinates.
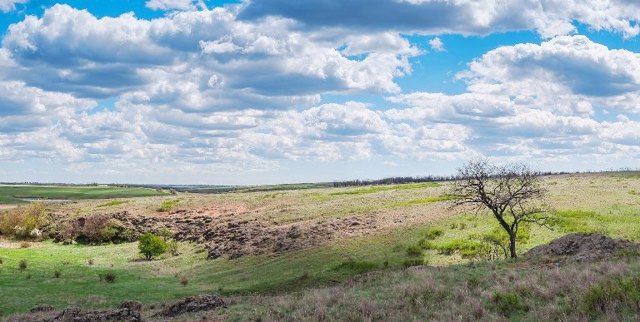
top-left (332, 175), bottom-right (459, 187)
top-left (331, 169), bottom-right (640, 187)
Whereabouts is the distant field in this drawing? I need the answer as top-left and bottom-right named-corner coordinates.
top-left (0, 185), bottom-right (168, 204)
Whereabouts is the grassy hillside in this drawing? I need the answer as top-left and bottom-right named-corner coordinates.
top-left (0, 185), bottom-right (168, 204)
top-left (0, 173), bottom-right (639, 318)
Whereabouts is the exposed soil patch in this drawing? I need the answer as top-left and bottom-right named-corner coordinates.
top-left (45, 211), bottom-right (377, 259)
top-left (525, 233), bottom-right (640, 263)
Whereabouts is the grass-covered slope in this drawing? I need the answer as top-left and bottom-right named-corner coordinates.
top-left (0, 185), bottom-right (168, 204)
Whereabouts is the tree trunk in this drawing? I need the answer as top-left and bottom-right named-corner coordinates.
top-left (509, 233), bottom-right (517, 259)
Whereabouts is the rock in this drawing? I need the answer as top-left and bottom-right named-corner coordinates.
top-left (44, 302), bottom-right (142, 322)
top-left (119, 300), bottom-right (142, 312)
top-left (207, 248), bottom-right (222, 260)
top-left (159, 294), bottom-right (225, 317)
top-left (30, 304), bottom-right (55, 313)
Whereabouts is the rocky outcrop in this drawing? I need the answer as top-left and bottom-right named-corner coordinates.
top-left (159, 294), bottom-right (226, 317)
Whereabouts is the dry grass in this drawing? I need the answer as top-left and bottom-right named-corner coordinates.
top-left (219, 259), bottom-right (640, 321)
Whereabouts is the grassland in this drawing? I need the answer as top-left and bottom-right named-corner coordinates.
top-left (0, 185), bottom-right (168, 204)
top-left (1, 172), bottom-right (639, 319)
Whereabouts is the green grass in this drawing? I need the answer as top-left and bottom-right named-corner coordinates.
top-left (157, 199), bottom-right (180, 212)
top-left (391, 195), bottom-right (458, 207)
top-left (96, 200), bottom-right (129, 208)
top-left (0, 223), bottom-right (437, 315)
top-left (330, 182), bottom-right (440, 196)
top-left (0, 185), bottom-right (167, 204)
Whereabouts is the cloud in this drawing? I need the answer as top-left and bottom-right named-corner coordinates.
top-left (428, 37), bottom-right (445, 52)
top-left (0, 0), bottom-right (27, 13)
top-left (240, 0), bottom-right (640, 38)
top-left (145, 0), bottom-right (198, 11)
top-left (2, 4), bottom-right (419, 107)
top-left (0, 4), bottom-right (639, 182)
top-left (386, 35), bottom-right (640, 161)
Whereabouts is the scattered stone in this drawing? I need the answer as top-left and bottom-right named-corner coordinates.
top-left (159, 294), bottom-right (226, 317)
top-left (30, 305), bottom-right (55, 313)
top-left (44, 301), bottom-right (141, 322)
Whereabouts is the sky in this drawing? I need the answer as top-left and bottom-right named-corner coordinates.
top-left (0, 0), bottom-right (639, 185)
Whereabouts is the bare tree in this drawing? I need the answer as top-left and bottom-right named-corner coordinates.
top-left (451, 159), bottom-right (550, 258)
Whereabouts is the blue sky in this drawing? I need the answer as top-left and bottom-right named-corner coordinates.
top-left (0, 0), bottom-right (639, 184)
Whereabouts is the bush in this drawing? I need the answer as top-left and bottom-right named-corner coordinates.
top-left (74, 215), bottom-right (131, 244)
top-left (101, 272), bottom-right (116, 283)
top-left (0, 203), bottom-right (48, 239)
top-left (157, 199), bottom-right (180, 212)
top-left (167, 240), bottom-right (179, 256)
top-left (492, 291), bottom-right (528, 316)
top-left (19, 259), bottom-right (27, 271)
top-left (138, 232), bottom-right (167, 260)
top-left (403, 259), bottom-right (425, 267)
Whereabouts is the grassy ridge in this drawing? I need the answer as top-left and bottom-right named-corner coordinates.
top-left (330, 182), bottom-right (440, 196)
top-left (0, 185), bottom-right (167, 204)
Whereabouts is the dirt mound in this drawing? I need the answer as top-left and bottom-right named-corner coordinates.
top-left (159, 294), bottom-right (225, 317)
top-left (42, 301), bottom-right (142, 322)
top-left (525, 233), bottom-right (639, 263)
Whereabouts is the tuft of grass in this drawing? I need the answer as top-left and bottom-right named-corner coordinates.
top-left (18, 259), bottom-right (27, 271)
top-left (157, 199), bottom-right (180, 212)
top-left (491, 291), bottom-right (528, 317)
top-left (402, 258), bottom-right (425, 267)
top-left (101, 272), bottom-right (116, 283)
top-left (406, 245), bottom-right (423, 257)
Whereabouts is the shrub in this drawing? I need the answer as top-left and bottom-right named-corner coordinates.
top-left (74, 215), bottom-right (131, 244)
top-left (491, 291), bottom-right (528, 316)
top-left (102, 272), bottom-right (116, 283)
top-left (157, 199), bottom-right (180, 212)
top-left (19, 259), bottom-right (27, 271)
top-left (138, 232), bottom-right (167, 260)
top-left (167, 240), bottom-right (179, 256)
top-left (0, 203), bottom-right (48, 239)
top-left (403, 259), bottom-right (425, 267)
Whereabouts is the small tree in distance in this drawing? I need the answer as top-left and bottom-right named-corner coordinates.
top-left (138, 232), bottom-right (167, 260)
top-left (451, 159), bottom-right (551, 259)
